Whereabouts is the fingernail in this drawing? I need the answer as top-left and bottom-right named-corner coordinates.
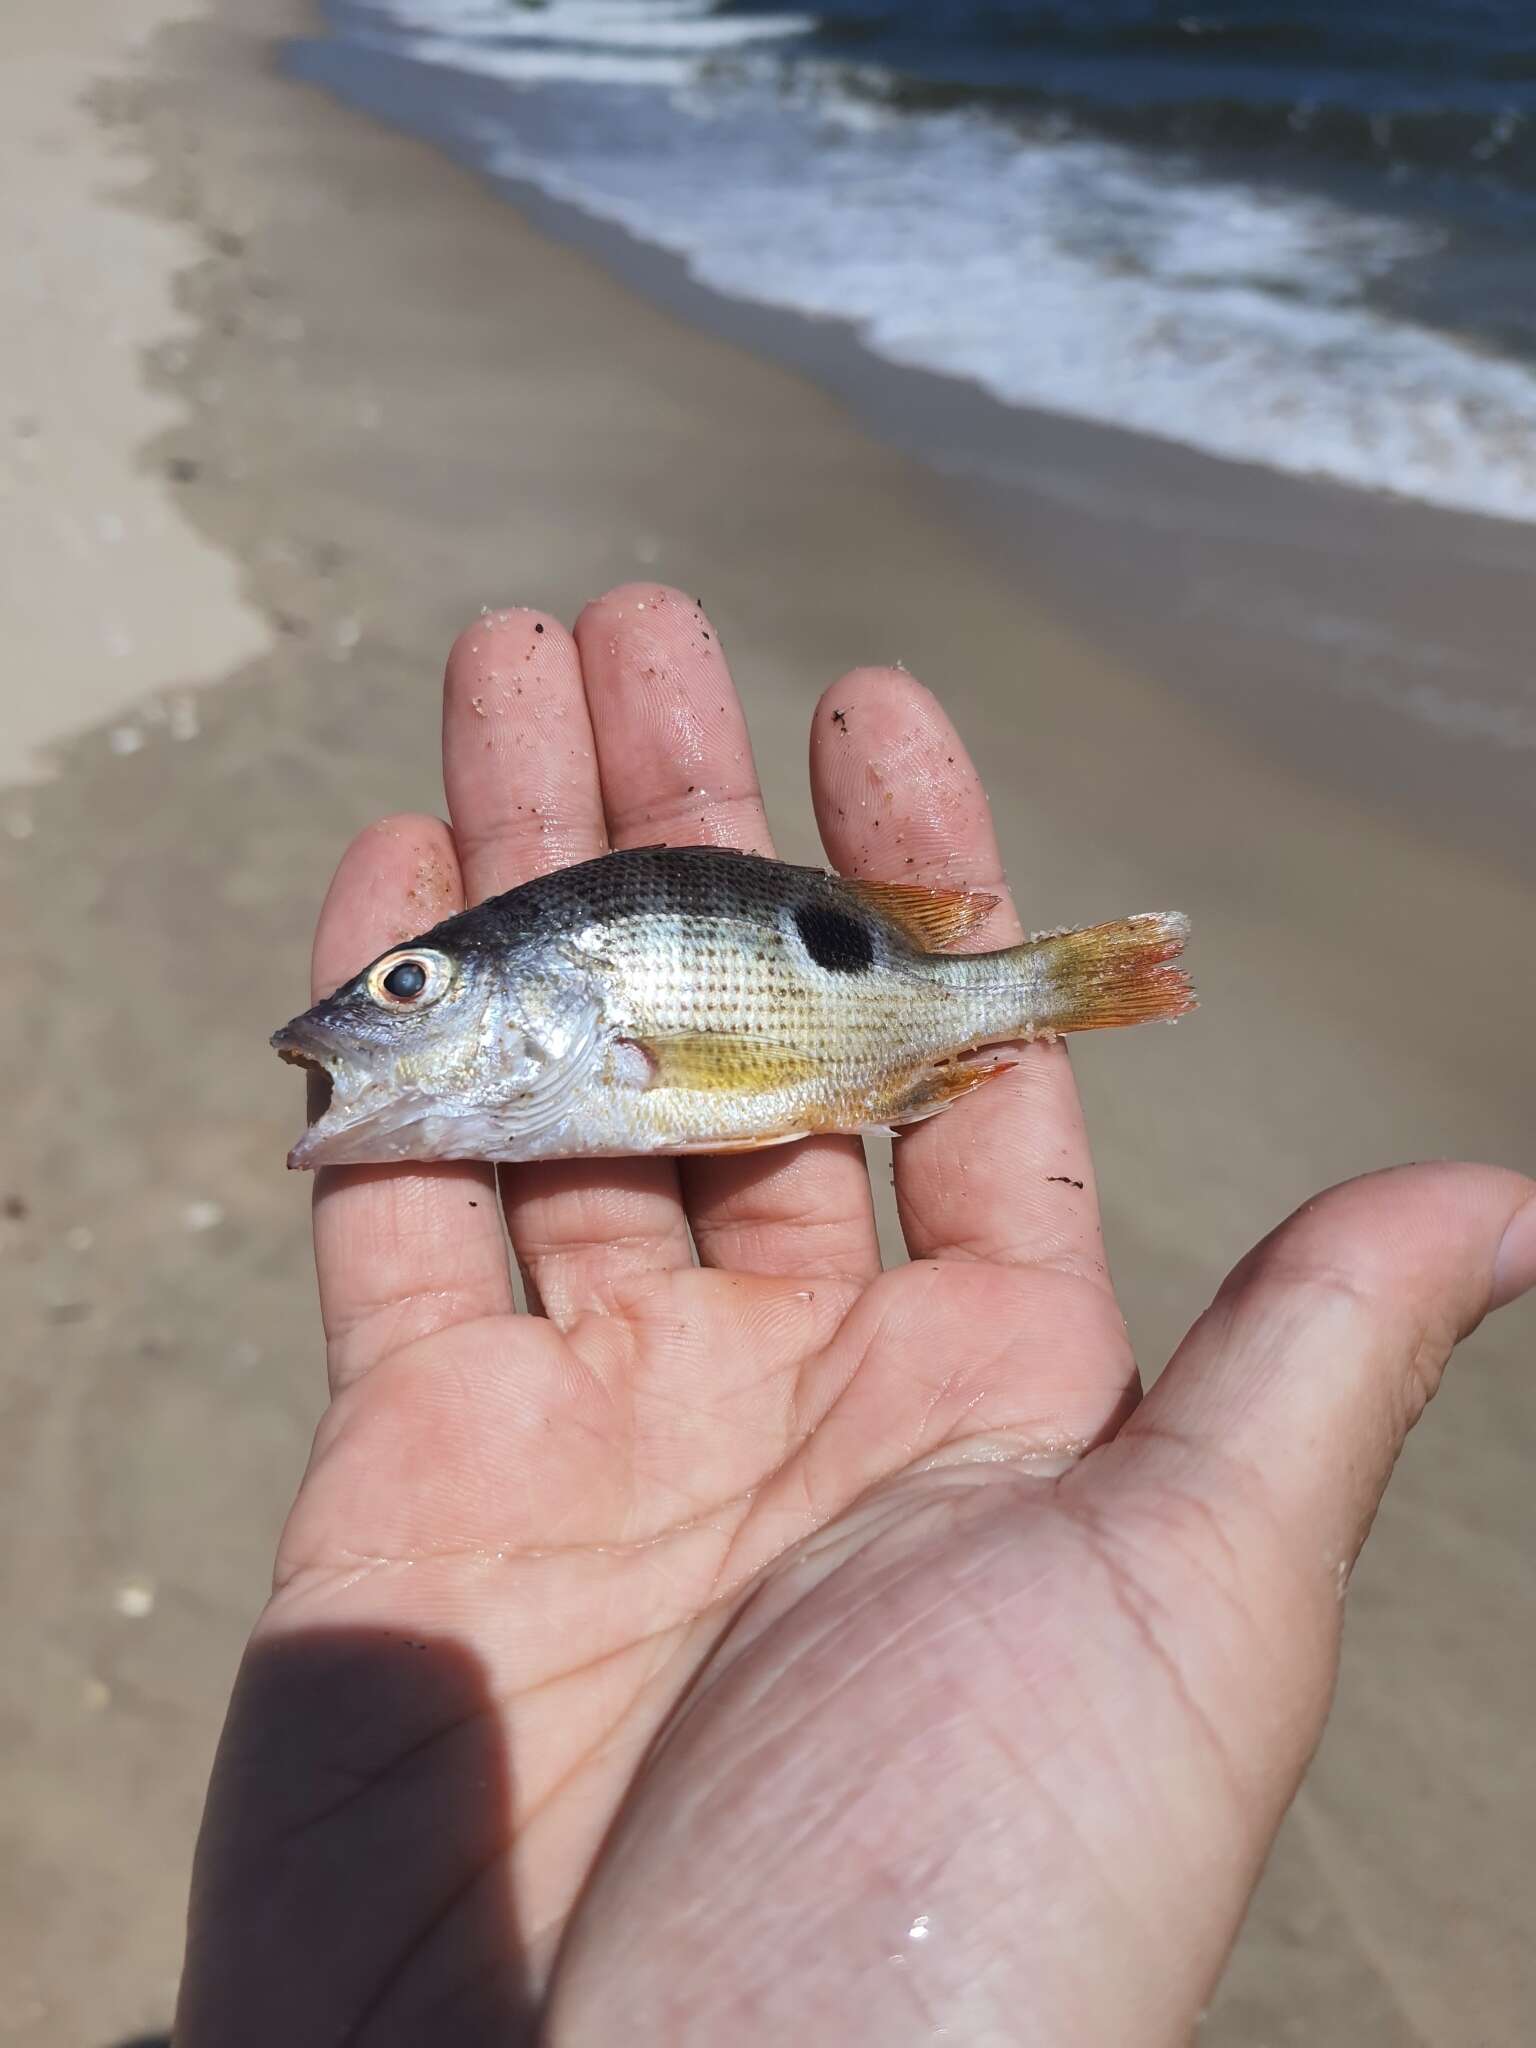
top-left (1492, 1196), bottom-right (1536, 1311)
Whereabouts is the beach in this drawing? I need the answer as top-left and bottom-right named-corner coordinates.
top-left (0, 1), bottom-right (1532, 2043)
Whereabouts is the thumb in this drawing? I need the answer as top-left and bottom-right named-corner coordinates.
top-left (1119, 1162), bottom-right (1535, 1587)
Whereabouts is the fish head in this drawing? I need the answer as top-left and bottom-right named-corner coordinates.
top-left (272, 935), bottom-right (605, 1167)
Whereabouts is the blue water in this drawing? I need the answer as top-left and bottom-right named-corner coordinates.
top-left (772, 2), bottom-right (1536, 196)
top-left (293, 0), bottom-right (1536, 523)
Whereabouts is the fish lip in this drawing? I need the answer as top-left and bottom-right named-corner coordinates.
top-left (285, 1118), bottom-right (332, 1172)
top-left (270, 1017), bottom-right (329, 1058)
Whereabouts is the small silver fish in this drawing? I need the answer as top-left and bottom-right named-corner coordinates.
top-left (273, 846), bottom-right (1192, 1168)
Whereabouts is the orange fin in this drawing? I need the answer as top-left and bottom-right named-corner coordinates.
top-left (844, 877), bottom-right (998, 952)
top-left (631, 1032), bottom-right (822, 1095)
top-left (888, 1056), bottom-right (1016, 1130)
top-left (666, 1129), bottom-right (811, 1156)
top-left (1030, 913), bottom-right (1194, 1032)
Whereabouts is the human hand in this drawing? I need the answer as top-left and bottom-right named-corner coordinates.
top-left (177, 586), bottom-right (1535, 2047)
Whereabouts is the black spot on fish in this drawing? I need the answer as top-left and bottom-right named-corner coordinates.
top-left (795, 902), bottom-right (874, 974)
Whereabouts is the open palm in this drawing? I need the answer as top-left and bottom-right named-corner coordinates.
top-left (178, 587), bottom-right (1533, 2048)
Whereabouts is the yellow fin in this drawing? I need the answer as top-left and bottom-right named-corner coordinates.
top-left (628, 1032), bottom-right (823, 1095)
top-left (844, 877), bottom-right (998, 952)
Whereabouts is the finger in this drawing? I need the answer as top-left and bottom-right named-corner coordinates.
top-left (308, 815), bottom-right (513, 1393)
top-left (810, 670), bottom-right (1111, 1289)
top-left (440, 609), bottom-right (693, 1322)
top-left (574, 584), bottom-right (881, 1282)
top-left (1117, 1164), bottom-right (1536, 1589)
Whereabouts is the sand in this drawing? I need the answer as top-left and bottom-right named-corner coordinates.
top-left (0, 2), bottom-right (1531, 2043)
top-left (0, 0), bottom-right (269, 789)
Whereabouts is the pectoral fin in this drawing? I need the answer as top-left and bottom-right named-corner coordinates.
top-left (621, 1032), bottom-right (823, 1095)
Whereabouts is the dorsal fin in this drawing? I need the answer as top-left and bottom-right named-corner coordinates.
top-left (843, 877), bottom-right (998, 953)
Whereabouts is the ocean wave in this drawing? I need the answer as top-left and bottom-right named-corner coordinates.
top-left (364, 0), bottom-right (812, 52)
top-left (371, 34), bottom-right (699, 87)
top-left (307, 0), bottom-right (1536, 526)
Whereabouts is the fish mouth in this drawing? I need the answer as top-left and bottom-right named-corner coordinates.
top-left (277, 1045), bottom-right (335, 1123)
top-left (271, 1024), bottom-right (359, 1169)
top-left (272, 1021), bottom-right (452, 1169)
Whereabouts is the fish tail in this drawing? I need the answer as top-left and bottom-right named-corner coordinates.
top-left (1023, 913), bottom-right (1194, 1034)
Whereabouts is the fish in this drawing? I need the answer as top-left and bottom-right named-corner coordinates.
top-left (272, 845), bottom-right (1193, 1169)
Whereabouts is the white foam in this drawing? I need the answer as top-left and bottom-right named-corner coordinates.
top-left (493, 85), bottom-right (1536, 527)
top-left (370, 0), bottom-right (808, 51)
top-left (389, 34), bottom-right (698, 87)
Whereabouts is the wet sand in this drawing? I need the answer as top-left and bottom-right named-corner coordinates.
top-left (0, 2), bottom-right (1532, 2043)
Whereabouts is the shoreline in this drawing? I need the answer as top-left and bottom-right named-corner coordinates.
top-left (286, 22), bottom-right (1536, 887)
top-left (2, 3), bottom-right (1532, 2044)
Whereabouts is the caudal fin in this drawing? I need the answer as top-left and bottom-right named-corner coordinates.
top-left (1028, 913), bottom-right (1194, 1034)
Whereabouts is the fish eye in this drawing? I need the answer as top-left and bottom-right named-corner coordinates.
top-left (384, 960), bottom-right (426, 999)
top-left (367, 949), bottom-right (452, 1009)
